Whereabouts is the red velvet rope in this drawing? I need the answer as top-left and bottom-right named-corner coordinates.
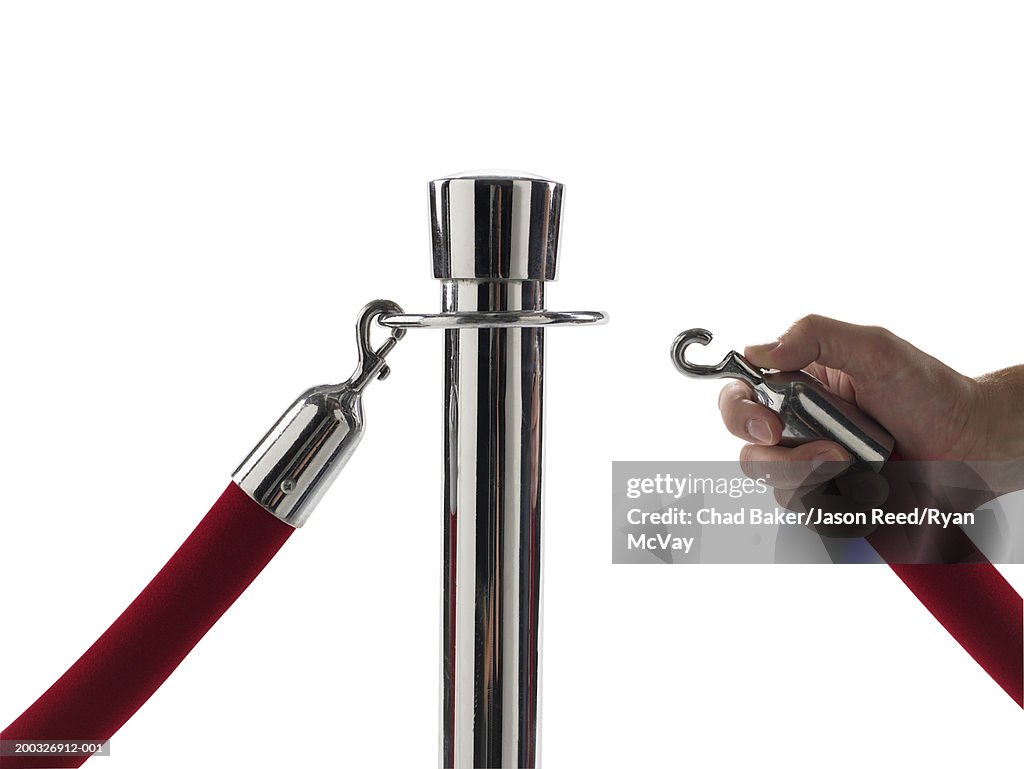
top-left (865, 452), bottom-right (1023, 707)
top-left (2, 467), bottom-right (1020, 769)
top-left (1, 483), bottom-right (293, 768)
top-left (887, 563), bottom-right (1023, 706)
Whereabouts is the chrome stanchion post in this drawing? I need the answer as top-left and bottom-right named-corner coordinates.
top-left (433, 174), bottom-right (555, 768)
top-left (378, 172), bottom-right (606, 768)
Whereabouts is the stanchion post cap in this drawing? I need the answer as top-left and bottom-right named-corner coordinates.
top-left (429, 171), bottom-right (563, 281)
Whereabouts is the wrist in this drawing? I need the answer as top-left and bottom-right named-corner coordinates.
top-left (974, 365), bottom-right (1024, 461)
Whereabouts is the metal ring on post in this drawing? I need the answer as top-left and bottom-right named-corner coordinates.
top-left (378, 309), bottom-right (609, 330)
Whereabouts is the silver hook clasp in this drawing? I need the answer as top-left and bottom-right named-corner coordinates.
top-left (670, 328), bottom-right (764, 387)
top-left (348, 299), bottom-right (407, 392)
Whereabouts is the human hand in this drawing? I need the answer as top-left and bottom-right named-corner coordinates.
top-left (718, 315), bottom-right (1024, 491)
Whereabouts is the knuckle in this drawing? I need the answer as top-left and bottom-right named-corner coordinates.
top-left (785, 314), bottom-right (822, 343)
top-left (796, 313), bottom-right (824, 330)
top-left (865, 324), bottom-right (893, 345)
top-left (861, 324), bottom-right (898, 360)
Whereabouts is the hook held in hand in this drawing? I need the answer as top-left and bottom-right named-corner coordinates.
top-left (670, 328), bottom-right (764, 387)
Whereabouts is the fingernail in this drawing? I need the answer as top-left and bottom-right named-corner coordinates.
top-left (746, 418), bottom-right (773, 445)
top-left (811, 448), bottom-right (847, 474)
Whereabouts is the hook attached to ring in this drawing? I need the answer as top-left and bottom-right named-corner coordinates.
top-left (348, 299), bottom-right (407, 392)
top-left (670, 328), bottom-right (764, 387)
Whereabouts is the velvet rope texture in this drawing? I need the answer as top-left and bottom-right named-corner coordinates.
top-left (1, 483), bottom-right (293, 768)
top-left (886, 563), bottom-right (1023, 707)
top-left (863, 455), bottom-right (1024, 707)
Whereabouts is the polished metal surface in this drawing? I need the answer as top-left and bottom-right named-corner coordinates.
top-left (442, 278), bottom-right (545, 768)
top-left (672, 328), bottom-right (895, 469)
top-left (379, 309), bottom-right (608, 330)
top-left (432, 172), bottom-right (560, 769)
top-left (233, 300), bottom-right (405, 527)
top-left (430, 173), bottom-right (562, 281)
top-left (429, 172), bottom-right (606, 767)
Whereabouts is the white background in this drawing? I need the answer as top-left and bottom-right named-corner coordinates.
top-left (2, 2), bottom-right (1022, 766)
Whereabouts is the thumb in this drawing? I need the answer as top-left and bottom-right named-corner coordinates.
top-left (744, 315), bottom-right (901, 376)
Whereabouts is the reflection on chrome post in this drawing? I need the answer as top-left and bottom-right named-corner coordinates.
top-left (432, 174), bottom-right (556, 769)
